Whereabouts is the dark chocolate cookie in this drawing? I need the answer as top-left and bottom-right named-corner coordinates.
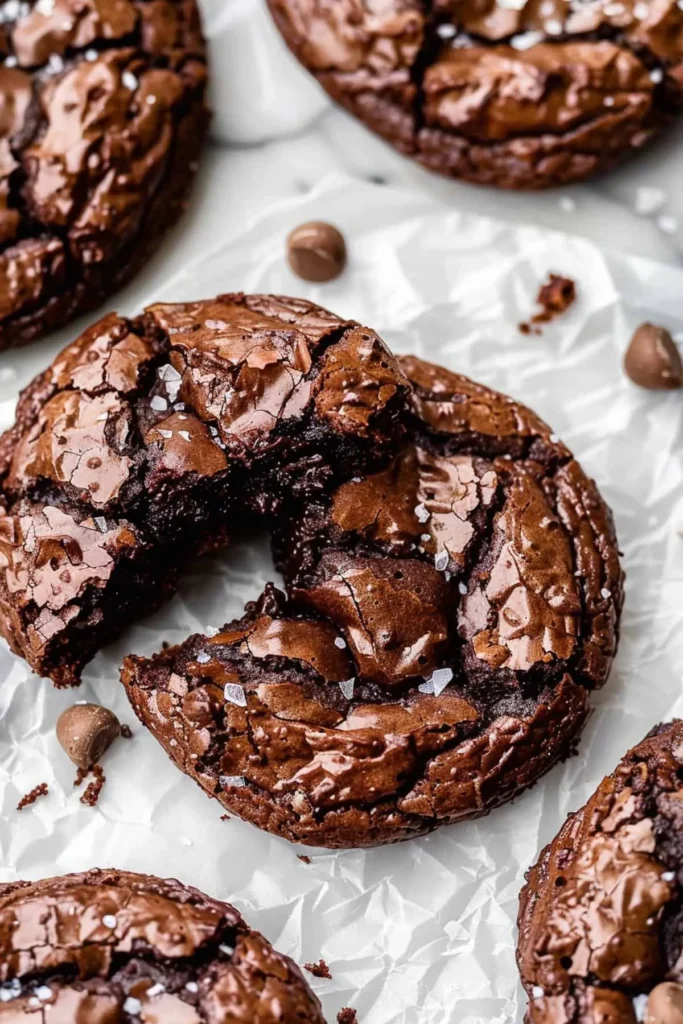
top-left (121, 352), bottom-right (623, 849)
top-left (517, 721), bottom-right (683, 1024)
top-left (0, 868), bottom-right (324, 1021)
top-left (0, 0), bottom-right (208, 349)
top-left (0, 293), bottom-right (408, 686)
top-left (267, 0), bottom-right (683, 189)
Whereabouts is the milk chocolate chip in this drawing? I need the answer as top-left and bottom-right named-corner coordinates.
top-left (287, 222), bottom-right (347, 283)
top-left (56, 703), bottom-right (121, 768)
top-left (646, 983), bottom-right (683, 1024)
top-left (624, 323), bottom-right (683, 390)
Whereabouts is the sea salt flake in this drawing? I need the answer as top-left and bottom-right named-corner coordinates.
top-left (339, 678), bottom-right (355, 699)
top-left (48, 53), bottom-right (64, 73)
top-left (158, 364), bottom-right (181, 383)
top-left (196, 651), bottom-right (210, 664)
top-left (185, 982), bottom-right (199, 993)
top-left (158, 429), bottom-right (172, 439)
top-left (219, 775), bottom-right (246, 788)
top-left (34, 987), bottom-right (52, 1002)
top-left (532, 986), bottom-right (545, 999)
top-left (146, 94), bottom-right (157, 105)
top-left (4, 55), bottom-right (16, 67)
top-left (122, 70), bottom-right (138, 91)
top-left (650, 67), bottom-right (664, 83)
top-left (334, 637), bottom-right (346, 649)
top-left (603, 95), bottom-right (615, 107)
top-left (634, 0), bottom-right (648, 14)
top-left (224, 683), bottom-right (247, 707)
top-left (178, 430), bottom-right (192, 441)
top-left (123, 997), bottom-right (142, 1015)
top-left (150, 395), bottom-right (168, 411)
top-left (435, 550), bottom-right (449, 571)
top-left (437, 22), bottom-right (457, 37)
top-left (418, 678), bottom-right (434, 695)
top-left (633, 994), bottom-right (649, 1021)
top-left (601, 587), bottom-right (612, 599)
top-left (146, 984), bottom-right (165, 998)
top-left (549, 433), bottom-right (560, 443)
top-left (205, 626), bottom-right (219, 637)
top-left (206, 319), bottom-right (228, 330)
top-left (219, 944), bottom-right (234, 955)
top-left (102, 915), bottom-right (117, 929)
top-left (634, 185), bottom-right (666, 215)
top-left (510, 30), bottom-right (543, 49)
top-left (420, 533), bottom-right (431, 543)
top-left (415, 503), bottom-right (430, 523)
top-left (544, 18), bottom-right (562, 34)
top-left (85, 48), bottom-right (98, 60)
top-left (97, 412), bottom-right (108, 421)
top-left (430, 667), bottom-right (453, 696)
top-left (458, 582), bottom-right (468, 595)
top-left (0, 980), bottom-right (21, 1003)
top-left (35, 0), bottom-right (54, 12)
top-left (94, 516), bottom-right (107, 532)
top-left (662, 870), bottom-right (676, 881)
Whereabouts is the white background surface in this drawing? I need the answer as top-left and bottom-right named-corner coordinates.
top-left (1, 177), bottom-right (683, 1023)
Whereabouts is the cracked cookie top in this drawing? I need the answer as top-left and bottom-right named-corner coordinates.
top-left (268, 0), bottom-right (683, 189)
top-left (0, 868), bottom-right (324, 1022)
top-left (0, 0), bottom-right (208, 348)
top-left (517, 721), bottom-right (683, 1024)
top-left (0, 293), bottom-right (409, 687)
top-left (121, 353), bottom-right (623, 849)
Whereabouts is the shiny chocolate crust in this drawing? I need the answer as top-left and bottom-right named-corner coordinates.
top-left (0, 868), bottom-right (324, 1022)
top-left (0, 0), bottom-right (208, 348)
top-left (517, 721), bottom-right (683, 1024)
top-left (121, 354), bottom-right (623, 849)
top-left (267, 0), bottom-right (683, 190)
top-left (0, 293), bottom-right (409, 686)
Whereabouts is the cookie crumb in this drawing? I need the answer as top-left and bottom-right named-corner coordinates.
top-left (80, 764), bottom-right (105, 806)
top-left (337, 1010), bottom-right (358, 1024)
top-left (304, 959), bottom-right (331, 979)
top-left (120, 724), bottom-right (133, 739)
top-left (17, 782), bottom-right (48, 810)
top-left (520, 273), bottom-right (576, 333)
top-left (297, 854), bottom-right (311, 864)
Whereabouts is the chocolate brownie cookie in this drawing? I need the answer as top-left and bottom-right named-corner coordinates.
top-left (0, 293), bottom-right (408, 686)
top-left (0, 868), bottom-right (324, 1021)
top-left (517, 722), bottom-right (683, 1024)
top-left (121, 354), bottom-right (623, 848)
top-left (267, 0), bottom-right (683, 189)
top-left (0, 1), bottom-right (208, 349)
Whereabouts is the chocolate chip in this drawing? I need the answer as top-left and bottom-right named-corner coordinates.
top-left (624, 322), bottom-right (683, 390)
top-left (56, 703), bottom-right (121, 769)
top-left (646, 982), bottom-right (683, 1024)
top-left (287, 222), bottom-right (347, 283)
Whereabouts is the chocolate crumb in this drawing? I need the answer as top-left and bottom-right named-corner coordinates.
top-left (298, 854), bottom-right (311, 864)
top-left (220, 814), bottom-right (231, 822)
top-left (520, 273), bottom-right (576, 333)
top-left (80, 764), bottom-right (105, 806)
top-left (337, 1010), bottom-right (358, 1024)
top-left (17, 782), bottom-right (48, 810)
top-left (74, 766), bottom-right (89, 787)
top-left (304, 959), bottom-right (331, 979)
top-left (120, 724), bottom-right (133, 739)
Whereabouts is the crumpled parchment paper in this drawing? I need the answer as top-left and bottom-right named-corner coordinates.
top-left (1, 177), bottom-right (682, 1024)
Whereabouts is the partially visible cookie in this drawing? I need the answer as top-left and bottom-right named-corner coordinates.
top-left (268, 0), bottom-right (683, 189)
top-left (122, 355), bottom-right (624, 849)
top-left (0, 1), bottom-right (209, 348)
top-left (518, 721), bottom-right (683, 1024)
top-left (0, 868), bottom-right (324, 1021)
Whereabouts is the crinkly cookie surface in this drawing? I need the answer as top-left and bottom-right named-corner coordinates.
top-left (121, 351), bottom-right (623, 848)
top-left (268, 0), bottom-right (683, 189)
top-left (0, 0), bottom-right (208, 347)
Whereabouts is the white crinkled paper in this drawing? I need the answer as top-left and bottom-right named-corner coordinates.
top-left (1, 178), bottom-right (683, 1024)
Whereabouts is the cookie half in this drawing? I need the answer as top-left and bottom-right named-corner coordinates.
top-left (121, 354), bottom-right (623, 848)
top-left (518, 721), bottom-right (683, 1024)
top-left (0, 294), bottom-right (408, 685)
top-left (0, 1), bottom-right (209, 348)
top-left (268, 0), bottom-right (683, 189)
top-left (0, 868), bottom-right (324, 1021)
